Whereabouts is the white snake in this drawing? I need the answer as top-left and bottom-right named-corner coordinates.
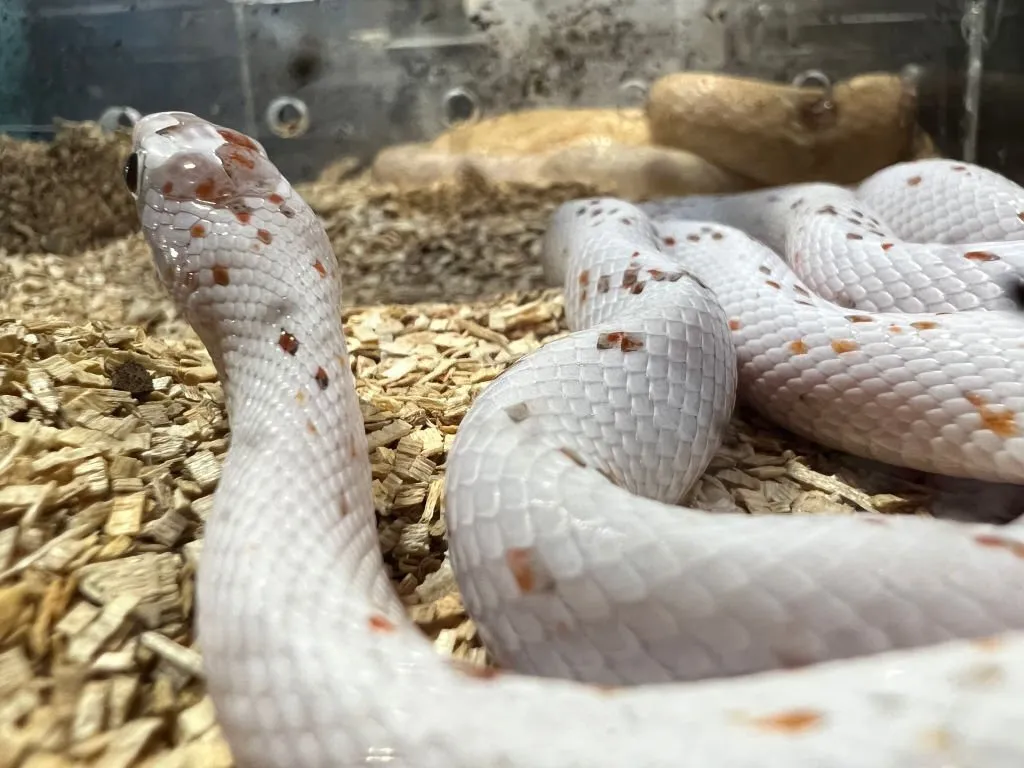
top-left (128, 112), bottom-right (1024, 768)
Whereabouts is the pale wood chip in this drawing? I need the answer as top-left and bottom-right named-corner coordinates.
top-left (66, 594), bottom-right (142, 664)
top-left (786, 460), bottom-right (880, 513)
top-left (93, 717), bottom-right (164, 768)
top-left (0, 646), bottom-right (33, 698)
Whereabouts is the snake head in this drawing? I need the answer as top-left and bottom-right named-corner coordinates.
top-left (124, 111), bottom-right (284, 303)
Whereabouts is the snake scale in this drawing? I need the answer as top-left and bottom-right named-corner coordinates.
top-left (127, 111), bottom-right (1024, 767)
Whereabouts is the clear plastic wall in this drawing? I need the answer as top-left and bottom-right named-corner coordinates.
top-left (1, 0), bottom-right (1021, 182)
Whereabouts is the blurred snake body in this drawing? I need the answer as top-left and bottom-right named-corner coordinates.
top-left (130, 112), bottom-right (1024, 768)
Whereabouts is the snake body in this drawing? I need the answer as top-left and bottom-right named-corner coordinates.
top-left (129, 112), bottom-right (1024, 768)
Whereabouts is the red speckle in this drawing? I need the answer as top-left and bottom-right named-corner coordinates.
top-left (268, 193), bottom-right (285, 205)
top-left (881, 242), bottom-right (894, 250)
top-left (662, 236), bottom-right (676, 246)
top-left (845, 315), bottom-right (872, 323)
top-left (257, 229), bottom-right (273, 244)
top-left (314, 367), bottom-right (329, 390)
top-left (195, 179), bottom-right (217, 200)
top-left (910, 321), bottom-right (938, 330)
top-left (368, 614), bottom-right (396, 632)
top-left (846, 233), bottom-right (863, 240)
top-left (973, 534), bottom-right (1024, 558)
top-left (161, 181), bottom-right (174, 195)
top-left (451, 660), bottom-right (501, 680)
top-left (964, 251), bottom-right (1000, 262)
top-left (907, 175), bottom-right (923, 186)
top-left (235, 210), bottom-right (252, 224)
top-left (224, 147), bottom-right (256, 170)
top-left (217, 127), bottom-right (261, 152)
top-left (190, 223), bottom-right (206, 238)
top-left (579, 270), bottom-right (590, 287)
top-left (728, 319), bottom-right (742, 331)
top-left (597, 331), bottom-right (645, 352)
top-left (621, 267), bottom-right (640, 288)
top-left (279, 331), bottom-right (299, 355)
top-left (765, 280), bottom-right (781, 289)
top-left (212, 265), bottom-right (230, 286)
top-left (686, 234), bottom-right (700, 243)
top-left (313, 260), bottom-right (327, 277)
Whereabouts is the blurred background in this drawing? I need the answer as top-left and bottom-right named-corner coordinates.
top-left (0, 0), bottom-right (1020, 182)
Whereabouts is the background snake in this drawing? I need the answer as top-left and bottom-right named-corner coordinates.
top-left (129, 111), bottom-right (1024, 767)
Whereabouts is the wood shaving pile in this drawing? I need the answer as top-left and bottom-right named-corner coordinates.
top-left (1, 124), bottom-right (930, 766)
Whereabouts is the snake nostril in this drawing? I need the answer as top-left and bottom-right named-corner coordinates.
top-left (123, 152), bottom-right (140, 195)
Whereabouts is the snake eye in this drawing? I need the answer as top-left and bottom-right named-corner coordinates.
top-left (123, 152), bottom-right (140, 195)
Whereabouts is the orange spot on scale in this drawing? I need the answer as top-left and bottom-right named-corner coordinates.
top-left (728, 319), bottom-right (742, 331)
top-left (368, 614), bottom-right (396, 632)
top-left (190, 223), bottom-right (206, 238)
top-left (765, 280), bottom-right (781, 289)
top-left (831, 339), bottom-right (859, 354)
top-left (881, 242), bottom-right (894, 251)
top-left (257, 229), bottom-right (273, 244)
top-left (662, 236), bottom-right (677, 246)
top-left (211, 265), bottom-right (230, 286)
top-left (889, 324), bottom-right (903, 333)
top-left (711, 231), bottom-right (723, 240)
top-left (964, 392), bottom-right (1020, 437)
top-left (579, 270), bottom-right (590, 286)
top-left (313, 260), bottom-right (327, 277)
top-left (306, 420), bottom-right (318, 435)
top-left (907, 175), bottom-right (923, 186)
top-left (268, 193), bottom-right (285, 205)
top-left (235, 210), bottom-right (251, 224)
top-left (971, 635), bottom-right (1005, 651)
top-left (910, 321), bottom-right (938, 331)
top-left (845, 315), bottom-right (872, 323)
top-left (686, 234), bottom-right (700, 243)
top-left (973, 534), bottom-right (1024, 558)
top-left (749, 709), bottom-right (824, 733)
top-left (788, 340), bottom-right (809, 355)
top-left (161, 181), bottom-right (174, 195)
top-left (506, 549), bottom-right (536, 593)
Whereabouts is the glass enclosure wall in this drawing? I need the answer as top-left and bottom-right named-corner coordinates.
top-left (1, 0), bottom-right (1020, 181)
